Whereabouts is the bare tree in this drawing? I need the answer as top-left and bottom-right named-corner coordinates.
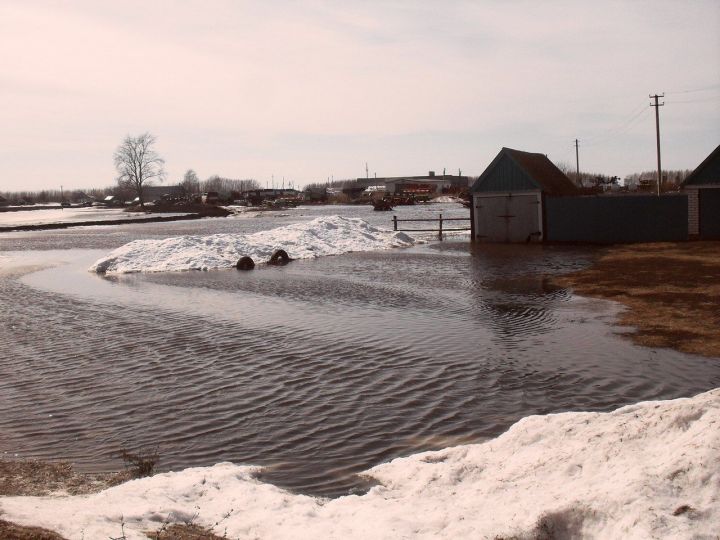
top-left (179, 169), bottom-right (200, 197)
top-left (199, 175), bottom-right (261, 196)
top-left (113, 132), bottom-right (165, 206)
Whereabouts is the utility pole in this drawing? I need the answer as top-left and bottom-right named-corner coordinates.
top-left (365, 162), bottom-right (369, 179)
top-left (650, 93), bottom-right (664, 196)
top-left (574, 139), bottom-right (580, 183)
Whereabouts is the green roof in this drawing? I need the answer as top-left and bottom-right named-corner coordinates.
top-left (471, 148), bottom-right (578, 195)
top-left (683, 144), bottom-right (720, 187)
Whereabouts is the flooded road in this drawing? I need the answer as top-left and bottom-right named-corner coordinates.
top-left (2, 204), bottom-right (719, 497)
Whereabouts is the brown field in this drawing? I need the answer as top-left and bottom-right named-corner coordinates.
top-left (553, 241), bottom-right (720, 358)
top-left (0, 519), bottom-right (66, 540)
top-left (0, 459), bottom-right (129, 497)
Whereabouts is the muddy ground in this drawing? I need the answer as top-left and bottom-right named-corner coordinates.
top-left (553, 241), bottom-right (720, 358)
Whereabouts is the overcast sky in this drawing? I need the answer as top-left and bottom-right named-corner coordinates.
top-left (1, 0), bottom-right (719, 191)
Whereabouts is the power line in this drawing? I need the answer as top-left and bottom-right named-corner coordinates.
top-left (583, 105), bottom-right (650, 147)
top-left (582, 101), bottom-right (648, 145)
top-left (665, 83), bottom-right (720, 95)
top-left (665, 95), bottom-right (720, 105)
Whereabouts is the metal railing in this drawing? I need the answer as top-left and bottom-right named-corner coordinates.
top-left (392, 214), bottom-right (471, 240)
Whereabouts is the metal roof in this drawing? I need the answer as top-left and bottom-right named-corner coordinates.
top-left (471, 147), bottom-right (579, 195)
top-left (683, 143), bottom-right (720, 187)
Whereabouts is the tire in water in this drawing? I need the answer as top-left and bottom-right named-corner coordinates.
top-left (236, 256), bottom-right (255, 270)
top-left (268, 249), bottom-right (290, 266)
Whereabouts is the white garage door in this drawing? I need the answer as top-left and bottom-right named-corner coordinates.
top-left (474, 193), bottom-right (542, 242)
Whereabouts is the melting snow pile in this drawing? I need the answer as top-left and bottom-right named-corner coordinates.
top-left (89, 216), bottom-right (415, 274)
top-left (2, 389), bottom-right (718, 539)
top-left (431, 195), bottom-right (463, 203)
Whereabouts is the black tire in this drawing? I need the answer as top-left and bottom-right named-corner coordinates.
top-left (236, 256), bottom-right (255, 270)
top-left (268, 249), bottom-right (290, 266)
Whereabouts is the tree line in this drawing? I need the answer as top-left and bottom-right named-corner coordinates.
top-left (179, 170), bottom-right (261, 197)
top-left (3, 132), bottom-right (698, 205)
top-left (1, 133), bottom-right (261, 205)
top-left (554, 160), bottom-right (693, 190)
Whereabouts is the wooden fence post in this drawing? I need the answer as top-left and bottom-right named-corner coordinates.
top-left (438, 213), bottom-right (443, 240)
top-left (393, 215), bottom-right (398, 231)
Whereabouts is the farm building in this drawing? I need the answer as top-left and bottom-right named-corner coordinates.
top-left (682, 143), bottom-right (720, 239)
top-left (471, 147), bottom-right (689, 244)
top-left (470, 147), bottom-right (578, 242)
top-left (356, 171), bottom-right (470, 197)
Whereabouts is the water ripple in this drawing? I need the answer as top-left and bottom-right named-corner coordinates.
top-left (1, 237), bottom-right (720, 497)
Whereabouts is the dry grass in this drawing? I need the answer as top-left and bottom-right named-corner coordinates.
top-left (0, 459), bottom-right (130, 497)
top-left (553, 241), bottom-right (720, 358)
top-left (0, 519), bottom-right (67, 540)
top-left (0, 460), bottom-right (225, 539)
top-left (146, 523), bottom-right (227, 539)
top-left (0, 460), bottom-right (128, 540)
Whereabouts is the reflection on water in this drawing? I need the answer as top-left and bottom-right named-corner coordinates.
top-left (1, 210), bottom-right (720, 498)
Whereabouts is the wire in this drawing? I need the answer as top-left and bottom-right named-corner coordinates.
top-left (582, 101), bottom-right (646, 143)
top-left (665, 95), bottom-right (720, 104)
top-left (665, 83), bottom-right (720, 95)
top-left (552, 86), bottom-right (719, 155)
top-left (583, 104), bottom-right (650, 147)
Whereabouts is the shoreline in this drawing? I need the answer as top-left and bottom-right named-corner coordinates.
top-left (0, 213), bottom-right (203, 233)
top-left (1, 239), bottom-right (718, 538)
top-left (1, 389), bottom-right (717, 539)
top-left (0, 203), bottom-right (234, 233)
top-left (552, 241), bottom-right (720, 358)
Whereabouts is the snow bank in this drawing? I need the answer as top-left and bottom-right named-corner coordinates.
top-left (430, 196), bottom-right (463, 203)
top-left (89, 216), bottom-right (416, 274)
top-left (2, 389), bottom-right (718, 539)
top-left (0, 207), bottom-right (171, 227)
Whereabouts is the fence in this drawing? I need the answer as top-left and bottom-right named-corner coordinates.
top-left (545, 194), bottom-right (688, 243)
top-left (393, 214), bottom-right (471, 240)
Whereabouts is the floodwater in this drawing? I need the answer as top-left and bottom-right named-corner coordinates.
top-left (1, 204), bottom-right (719, 497)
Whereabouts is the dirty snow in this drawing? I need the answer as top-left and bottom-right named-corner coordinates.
top-left (89, 216), bottom-right (416, 273)
top-left (430, 196), bottom-right (463, 203)
top-left (0, 207), bottom-right (189, 227)
top-left (1, 389), bottom-right (718, 539)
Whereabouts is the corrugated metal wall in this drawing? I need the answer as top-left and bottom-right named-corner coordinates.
top-left (545, 194), bottom-right (688, 243)
top-left (472, 155), bottom-right (537, 193)
top-left (700, 188), bottom-right (720, 239)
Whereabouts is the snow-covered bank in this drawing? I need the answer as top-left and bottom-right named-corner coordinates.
top-left (89, 216), bottom-right (416, 274)
top-left (430, 196), bottom-right (463, 204)
top-left (2, 389), bottom-right (718, 539)
top-left (0, 207), bottom-right (190, 228)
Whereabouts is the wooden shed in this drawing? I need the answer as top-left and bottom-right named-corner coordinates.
top-left (682, 143), bottom-right (720, 239)
top-left (470, 147), bottom-right (578, 242)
